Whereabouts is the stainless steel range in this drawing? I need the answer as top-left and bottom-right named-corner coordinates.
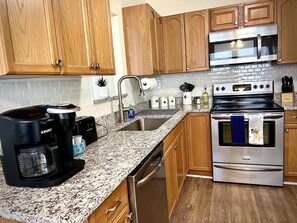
top-left (211, 81), bottom-right (284, 186)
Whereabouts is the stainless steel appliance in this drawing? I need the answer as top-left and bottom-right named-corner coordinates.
top-left (0, 104), bottom-right (85, 187)
top-left (211, 81), bottom-right (284, 186)
top-left (209, 24), bottom-right (277, 66)
top-left (127, 142), bottom-right (169, 223)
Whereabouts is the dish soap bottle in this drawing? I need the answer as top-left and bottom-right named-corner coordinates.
top-left (128, 105), bottom-right (135, 120)
top-left (202, 86), bottom-right (209, 105)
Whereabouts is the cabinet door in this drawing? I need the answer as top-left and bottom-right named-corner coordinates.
top-left (123, 4), bottom-right (153, 75)
top-left (52, 0), bottom-right (92, 74)
top-left (210, 6), bottom-right (239, 31)
top-left (284, 124), bottom-right (297, 181)
top-left (0, 0), bottom-right (59, 75)
top-left (277, 0), bottom-right (297, 64)
top-left (148, 7), bottom-right (160, 74)
top-left (87, 0), bottom-right (115, 74)
top-left (175, 131), bottom-right (185, 194)
top-left (164, 145), bottom-right (177, 218)
top-left (184, 10), bottom-right (209, 72)
top-left (187, 113), bottom-right (212, 176)
top-left (112, 205), bottom-right (130, 223)
top-left (243, 1), bottom-right (274, 27)
top-left (162, 14), bottom-right (186, 74)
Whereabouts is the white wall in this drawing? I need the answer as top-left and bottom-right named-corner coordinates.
top-left (121, 0), bottom-right (248, 15)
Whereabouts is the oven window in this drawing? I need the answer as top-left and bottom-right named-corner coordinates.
top-left (218, 121), bottom-right (275, 147)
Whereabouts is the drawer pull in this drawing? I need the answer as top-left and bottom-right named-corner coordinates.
top-left (293, 116), bottom-right (297, 119)
top-left (105, 197), bottom-right (122, 215)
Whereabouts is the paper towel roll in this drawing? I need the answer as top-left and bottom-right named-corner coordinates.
top-left (141, 78), bottom-right (157, 90)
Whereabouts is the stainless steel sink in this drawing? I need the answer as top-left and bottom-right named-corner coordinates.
top-left (119, 118), bottom-right (170, 131)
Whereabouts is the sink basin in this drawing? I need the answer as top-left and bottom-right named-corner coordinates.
top-left (119, 118), bottom-right (170, 131)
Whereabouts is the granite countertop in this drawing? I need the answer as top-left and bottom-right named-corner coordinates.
top-left (0, 105), bottom-right (210, 223)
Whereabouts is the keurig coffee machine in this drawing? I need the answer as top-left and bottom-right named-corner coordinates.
top-left (0, 104), bottom-right (85, 187)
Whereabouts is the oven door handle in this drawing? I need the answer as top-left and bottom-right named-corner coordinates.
top-left (211, 114), bottom-right (283, 120)
top-left (214, 164), bottom-right (283, 172)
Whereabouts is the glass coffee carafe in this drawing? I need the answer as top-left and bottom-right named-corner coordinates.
top-left (17, 145), bottom-right (59, 178)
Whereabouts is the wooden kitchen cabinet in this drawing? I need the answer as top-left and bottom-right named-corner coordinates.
top-left (162, 14), bottom-right (186, 74)
top-left (52, 0), bottom-right (115, 75)
top-left (210, 0), bottom-right (275, 31)
top-left (210, 6), bottom-right (239, 31)
top-left (0, 0), bottom-right (60, 75)
top-left (284, 111), bottom-right (297, 182)
top-left (164, 120), bottom-right (186, 218)
top-left (0, 0), bottom-right (115, 75)
top-left (184, 10), bottom-right (209, 72)
top-left (277, 0), bottom-right (297, 64)
top-left (187, 113), bottom-right (212, 176)
top-left (123, 4), bottom-right (161, 75)
top-left (88, 180), bottom-right (130, 223)
top-left (162, 10), bottom-right (209, 73)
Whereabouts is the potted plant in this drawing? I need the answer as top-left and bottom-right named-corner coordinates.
top-left (96, 76), bottom-right (109, 98)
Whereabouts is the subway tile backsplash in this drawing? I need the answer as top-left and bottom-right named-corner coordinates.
top-left (151, 62), bottom-right (297, 98)
top-left (0, 62), bottom-right (297, 115)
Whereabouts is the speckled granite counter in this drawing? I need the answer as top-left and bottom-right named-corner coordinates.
top-left (0, 105), bottom-right (209, 223)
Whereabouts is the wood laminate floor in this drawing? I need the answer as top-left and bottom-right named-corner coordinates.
top-left (171, 177), bottom-right (297, 223)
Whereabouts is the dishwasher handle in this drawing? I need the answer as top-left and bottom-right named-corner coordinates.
top-left (137, 157), bottom-right (164, 188)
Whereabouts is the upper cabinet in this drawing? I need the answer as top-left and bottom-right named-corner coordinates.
top-left (0, 0), bottom-right (115, 76)
top-left (277, 0), bottom-right (297, 64)
top-left (210, 6), bottom-right (239, 31)
top-left (162, 10), bottom-right (209, 74)
top-left (0, 0), bottom-right (59, 75)
top-left (123, 4), bottom-right (161, 75)
top-left (184, 10), bottom-right (209, 72)
top-left (210, 0), bottom-right (275, 31)
top-left (162, 14), bottom-right (186, 74)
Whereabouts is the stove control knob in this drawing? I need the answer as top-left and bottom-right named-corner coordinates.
top-left (216, 87), bottom-right (220, 91)
top-left (221, 87), bottom-right (225, 91)
top-left (260, 84), bottom-right (264, 89)
top-left (266, 84), bottom-right (270, 88)
top-left (253, 85), bottom-right (258, 89)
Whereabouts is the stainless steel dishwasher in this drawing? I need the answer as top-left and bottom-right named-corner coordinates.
top-left (127, 141), bottom-right (169, 223)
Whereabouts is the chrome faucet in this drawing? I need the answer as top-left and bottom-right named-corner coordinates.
top-left (117, 75), bottom-right (145, 123)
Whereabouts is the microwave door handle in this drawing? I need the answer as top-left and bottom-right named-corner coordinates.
top-left (257, 34), bottom-right (261, 59)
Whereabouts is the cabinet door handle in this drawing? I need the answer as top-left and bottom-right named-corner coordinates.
top-left (105, 197), bottom-right (121, 214)
top-left (96, 63), bottom-right (101, 69)
top-left (293, 116), bottom-right (297, 119)
top-left (285, 129), bottom-right (289, 132)
top-left (186, 66), bottom-right (190, 70)
top-left (278, 58), bottom-right (282, 62)
top-left (127, 212), bottom-right (133, 222)
top-left (90, 63), bottom-right (97, 70)
top-left (55, 59), bottom-right (63, 67)
top-left (174, 144), bottom-right (178, 150)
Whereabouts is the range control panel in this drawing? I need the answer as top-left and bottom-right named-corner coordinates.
top-left (213, 81), bottom-right (273, 96)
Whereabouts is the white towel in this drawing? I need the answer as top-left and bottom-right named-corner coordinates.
top-left (248, 115), bottom-right (264, 145)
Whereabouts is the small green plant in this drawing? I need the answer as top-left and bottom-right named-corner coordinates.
top-left (96, 76), bottom-right (107, 87)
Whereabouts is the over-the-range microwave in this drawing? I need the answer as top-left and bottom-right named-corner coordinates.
top-left (209, 24), bottom-right (277, 66)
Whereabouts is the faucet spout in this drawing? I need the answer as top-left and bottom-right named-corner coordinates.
top-left (117, 75), bottom-right (145, 123)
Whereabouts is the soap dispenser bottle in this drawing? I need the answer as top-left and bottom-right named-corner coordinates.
top-left (202, 86), bottom-right (209, 105)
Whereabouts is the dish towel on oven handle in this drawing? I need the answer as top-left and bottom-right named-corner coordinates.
top-left (248, 114), bottom-right (264, 145)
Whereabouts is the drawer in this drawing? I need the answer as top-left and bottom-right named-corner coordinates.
top-left (89, 180), bottom-right (128, 223)
top-left (163, 120), bottom-right (183, 155)
top-left (285, 111), bottom-right (297, 123)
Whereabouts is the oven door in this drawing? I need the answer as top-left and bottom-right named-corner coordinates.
top-left (211, 112), bottom-right (284, 165)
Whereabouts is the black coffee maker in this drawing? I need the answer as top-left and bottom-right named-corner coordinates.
top-left (0, 104), bottom-right (85, 187)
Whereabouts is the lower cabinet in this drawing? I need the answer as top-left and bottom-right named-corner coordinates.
top-left (284, 111), bottom-right (297, 182)
top-left (88, 180), bottom-right (130, 223)
top-left (164, 119), bottom-right (186, 218)
top-left (187, 113), bottom-right (212, 176)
